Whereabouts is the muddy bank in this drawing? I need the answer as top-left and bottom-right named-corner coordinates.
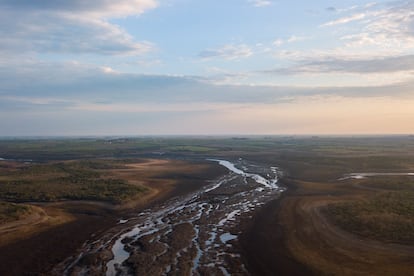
top-left (239, 182), bottom-right (313, 276)
top-left (0, 213), bottom-right (115, 276)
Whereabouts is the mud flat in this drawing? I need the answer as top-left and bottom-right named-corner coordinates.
top-left (56, 158), bottom-right (285, 275)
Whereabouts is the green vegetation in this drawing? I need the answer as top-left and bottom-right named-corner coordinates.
top-left (324, 191), bottom-right (414, 244)
top-left (0, 201), bottom-right (30, 224)
top-left (1, 136), bottom-right (412, 161)
top-left (164, 145), bottom-right (216, 152)
top-left (362, 177), bottom-right (414, 191)
top-left (0, 160), bottom-right (147, 204)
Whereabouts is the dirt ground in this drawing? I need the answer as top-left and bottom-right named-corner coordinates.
top-left (241, 177), bottom-right (414, 276)
top-left (239, 195), bottom-right (313, 276)
top-left (0, 205), bottom-right (74, 248)
top-left (0, 158), bottom-right (225, 276)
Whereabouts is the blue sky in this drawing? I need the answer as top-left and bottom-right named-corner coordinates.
top-left (1, 0), bottom-right (414, 135)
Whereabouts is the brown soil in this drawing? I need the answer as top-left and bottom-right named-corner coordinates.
top-left (241, 177), bottom-right (414, 276)
top-left (0, 158), bottom-right (225, 276)
top-left (0, 205), bottom-right (73, 247)
top-left (240, 194), bottom-right (313, 276)
top-left (126, 222), bottom-right (197, 275)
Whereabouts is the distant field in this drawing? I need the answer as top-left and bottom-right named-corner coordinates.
top-left (1, 136), bottom-right (413, 161)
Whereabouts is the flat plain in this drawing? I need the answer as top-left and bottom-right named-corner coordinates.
top-left (0, 136), bottom-right (413, 275)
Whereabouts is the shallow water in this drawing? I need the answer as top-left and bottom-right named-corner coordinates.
top-left (339, 172), bottom-right (414, 180)
top-left (220, 233), bottom-right (237, 243)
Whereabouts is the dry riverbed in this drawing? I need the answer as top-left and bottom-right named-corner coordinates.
top-left (56, 158), bottom-right (284, 276)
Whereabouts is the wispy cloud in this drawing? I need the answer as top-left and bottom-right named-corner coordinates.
top-left (328, 3), bottom-right (377, 14)
top-left (0, 0), bottom-right (158, 19)
top-left (267, 55), bottom-right (414, 75)
top-left (333, 5), bottom-right (359, 13)
top-left (318, 1), bottom-right (414, 62)
top-left (199, 44), bottom-right (253, 60)
top-left (3, 56), bottom-right (414, 105)
top-left (248, 0), bottom-right (272, 8)
top-left (272, 35), bottom-right (310, 48)
top-left (321, 13), bottom-right (367, 27)
top-left (0, 1), bottom-right (157, 56)
top-left (340, 3), bottom-right (414, 52)
top-left (267, 1), bottom-right (414, 84)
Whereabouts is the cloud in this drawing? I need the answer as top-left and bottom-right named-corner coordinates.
top-left (3, 92), bottom-right (414, 136)
top-left (248, 0), bottom-right (272, 7)
top-left (315, 1), bottom-right (414, 65)
top-left (321, 13), bottom-right (367, 27)
top-left (326, 4), bottom-right (376, 14)
top-left (287, 35), bottom-right (310, 43)
top-left (321, 1), bottom-right (414, 51)
top-left (272, 35), bottom-right (310, 47)
top-left (340, 3), bottom-right (414, 52)
top-left (269, 55), bottom-right (414, 75)
top-left (2, 53), bottom-right (414, 136)
top-left (0, 12), bottom-right (153, 55)
top-left (0, 0), bottom-right (158, 18)
top-left (273, 39), bottom-right (284, 47)
top-left (0, 1), bottom-right (157, 56)
top-left (2, 57), bottom-right (414, 108)
top-left (268, 1), bottom-right (414, 83)
top-left (199, 44), bottom-right (253, 60)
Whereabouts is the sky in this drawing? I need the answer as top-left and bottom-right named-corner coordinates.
top-left (1, 0), bottom-right (414, 136)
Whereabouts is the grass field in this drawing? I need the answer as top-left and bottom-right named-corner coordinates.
top-left (0, 160), bottom-right (148, 204)
top-left (324, 190), bottom-right (414, 244)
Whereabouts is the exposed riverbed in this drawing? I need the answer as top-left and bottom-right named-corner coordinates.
top-left (60, 158), bottom-right (284, 276)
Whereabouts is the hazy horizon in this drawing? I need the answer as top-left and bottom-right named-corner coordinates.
top-left (0, 134), bottom-right (413, 140)
top-left (1, 0), bottom-right (414, 135)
